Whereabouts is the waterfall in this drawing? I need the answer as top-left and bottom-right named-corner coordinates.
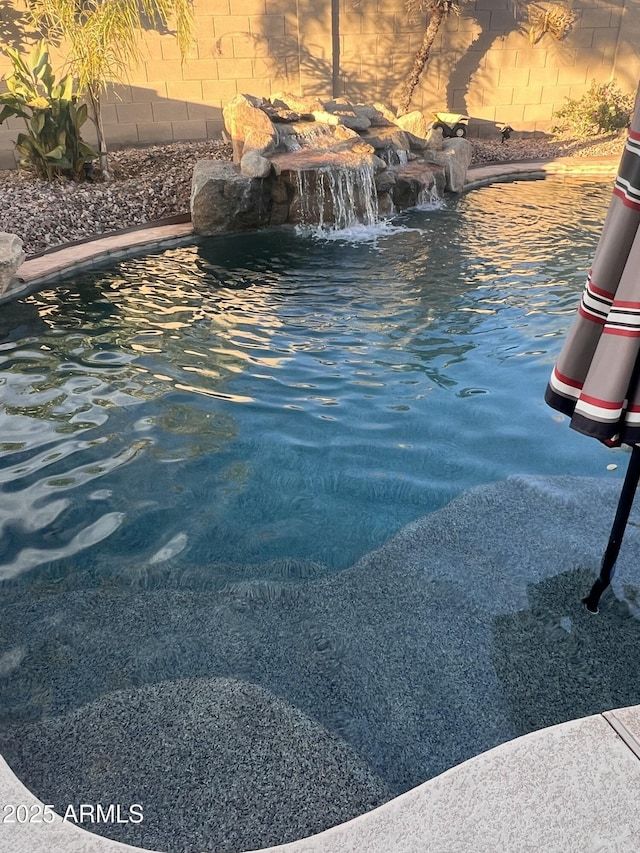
top-left (382, 148), bottom-right (410, 166)
top-left (294, 163), bottom-right (379, 230)
top-left (417, 183), bottom-right (442, 208)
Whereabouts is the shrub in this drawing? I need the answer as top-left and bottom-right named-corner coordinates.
top-left (0, 40), bottom-right (96, 180)
top-left (551, 79), bottom-right (634, 138)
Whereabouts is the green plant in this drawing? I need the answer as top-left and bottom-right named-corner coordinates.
top-left (28, 0), bottom-right (194, 178)
top-left (551, 79), bottom-right (634, 138)
top-left (0, 40), bottom-right (96, 180)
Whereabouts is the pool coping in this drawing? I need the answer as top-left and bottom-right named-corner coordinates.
top-left (1, 220), bottom-right (196, 304)
top-left (4, 706), bottom-right (640, 852)
top-left (462, 153), bottom-right (620, 190)
top-left (1, 152), bottom-right (635, 853)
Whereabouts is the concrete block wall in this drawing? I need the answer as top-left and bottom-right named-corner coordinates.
top-left (0, 0), bottom-right (304, 167)
top-left (338, 0), bottom-right (640, 137)
top-left (0, 0), bottom-right (639, 167)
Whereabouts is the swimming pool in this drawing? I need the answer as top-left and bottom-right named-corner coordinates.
top-left (0, 179), bottom-right (621, 576)
top-left (1, 178), bottom-right (638, 852)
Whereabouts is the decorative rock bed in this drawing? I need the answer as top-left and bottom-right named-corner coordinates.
top-left (190, 93), bottom-right (473, 235)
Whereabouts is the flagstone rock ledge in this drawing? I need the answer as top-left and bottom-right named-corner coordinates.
top-left (0, 155), bottom-right (619, 305)
top-left (3, 704), bottom-right (640, 852)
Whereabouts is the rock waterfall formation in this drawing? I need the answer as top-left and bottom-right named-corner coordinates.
top-left (191, 94), bottom-right (473, 235)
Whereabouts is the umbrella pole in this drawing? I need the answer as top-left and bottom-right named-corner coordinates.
top-left (583, 444), bottom-right (640, 613)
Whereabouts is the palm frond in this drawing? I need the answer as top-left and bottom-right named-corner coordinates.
top-left (406, 0), bottom-right (459, 23)
top-left (26, 0), bottom-right (194, 176)
top-left (28, 0), bottom-right (194, 91)
top-left (526, 3), bottom-right (574, 44)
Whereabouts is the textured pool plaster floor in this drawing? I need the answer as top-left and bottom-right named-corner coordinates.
top-left (3, 474), bottom-right (640, 852)
top-left (4, 707), bottom-right (640, 852)
top-left (3, 157), bottom-right (640, 852)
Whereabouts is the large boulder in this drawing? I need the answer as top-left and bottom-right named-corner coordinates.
top-left (360, 127), bottom-right (414, 156)
top-left (396, 110), bottom-right (429, 139)
top-left (190, 161), bottom-right (273, 235)
top-left (391, 162), bottom-right (446, 209)
top-left (432, 137), bottom-right (473, 193)
top-left (322, 99), bottom-right (372, 131)
top-left (374, 169), bottom-right (397, 217)
top-left (337, 112), bottom-right (372, 131)
top-left (353, 103), bottom-right (395, 127)
top-left (333, 124), bottom-right (360, 141)
top-left (240, 149), bottom-right (272, 178)
top-left (372, 102), bottom-right (398, 125)
top-left (270, 137), bottom-right (379, 176)
top-left (426, 125), bottom-right (445, 151)
top-left (223, 93), bottom-right (278, 164)
top-left (271, 91), bottom-right (324, 114)
top-left (0, 232), bottom-right (25, 297)
top-left (311, 108), bottom-right (371, 132)
top-left (311, 110), bottom-right (341, 126)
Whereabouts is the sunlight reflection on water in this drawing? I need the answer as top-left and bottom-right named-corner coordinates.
top-left (0, 179), bottom-right (620, 580)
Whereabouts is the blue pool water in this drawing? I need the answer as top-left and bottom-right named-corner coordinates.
top-left (3, 178), bottom-right (640, 853)
top-left (0, 179), bottom-right (623, 580)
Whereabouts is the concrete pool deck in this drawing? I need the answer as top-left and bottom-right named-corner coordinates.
top-left (2, 704), bottom-right (640, 853)
top-left (2, 154), bottom-right (639, 853)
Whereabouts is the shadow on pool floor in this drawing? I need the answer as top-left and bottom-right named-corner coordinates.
top-left (1, 474), bottom-right (640, 852)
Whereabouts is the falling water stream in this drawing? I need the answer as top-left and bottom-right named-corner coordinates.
top-left (294, 163), bottom-right (380, 229)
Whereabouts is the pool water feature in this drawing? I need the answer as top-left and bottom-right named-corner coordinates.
top-left (294, 162), bottom-right (379, 228)
top-left (2, 179), bottom-right (640, 852)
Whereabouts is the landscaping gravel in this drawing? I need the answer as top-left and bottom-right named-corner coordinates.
top-left (0, 139), bottom-right (233, 256)
top-left (0, 131), bottom-right (626, 256)
top-left (469, 130), bottom-right (626, 164)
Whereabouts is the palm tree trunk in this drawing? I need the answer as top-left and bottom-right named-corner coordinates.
top-left (88, 82), bottom-right (111, 180)
top-left (398, 7), bottom-right (448, 115)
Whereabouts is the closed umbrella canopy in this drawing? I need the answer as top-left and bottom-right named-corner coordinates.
top-left (546, 88), bottom-right (640, 444)
top-left (545, 83), bottom-right (640, 611)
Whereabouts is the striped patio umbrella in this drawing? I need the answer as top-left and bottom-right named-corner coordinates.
top-left (545, 83), bottom-right (640, 612)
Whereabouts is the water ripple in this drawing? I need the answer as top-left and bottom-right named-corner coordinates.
top-left (0, 178), bottom-right (620, 579)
